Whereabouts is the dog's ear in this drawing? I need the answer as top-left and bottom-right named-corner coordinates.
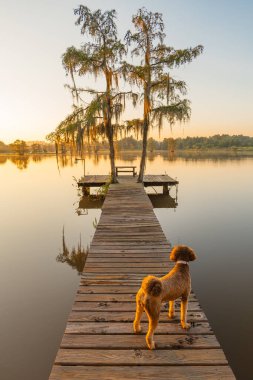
top-left (187, 247), bottom-right (197, 261)
top-left (170, 246), bottom-right (181, 261)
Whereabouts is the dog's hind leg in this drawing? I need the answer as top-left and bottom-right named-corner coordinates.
top-left (180, 296), bottom-right (191, 329)
top-left (145, 300), bottom-right (160, 350)
top-left (133, 294), bottom-right (144, 333)
top-left (168, 300), bottom-right (175, 319)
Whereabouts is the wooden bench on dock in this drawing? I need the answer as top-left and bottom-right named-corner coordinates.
top-left (49, 177), bottom-right (235, 380)
top-left (115, 166), bottom-right (137, 176)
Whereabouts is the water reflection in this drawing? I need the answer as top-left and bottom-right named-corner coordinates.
top-left (1, 152), bottom-right (253, 379)
top-left (10, 156), bottom-right (29, 170)
top-left (56, 228), bottom-right (88, 275)
top-left (0, 154), bottom-right (53, 169)
top-left (92, 154), bottom-right (100, 166)
top-left (31, 155), bottom-right (43, 163)
top-left (57, 154), bottom-right (76, 168)
top-left (166, 150), bottom-right (253, 162)
top-left (1, 151), bottom-right (253, 172)
top-left (78, 195), bottom-right (104, 210)
top-left (115, 151), bottom-right (138, 163)
top-left (147, 152), bottom-right (156, 162)
top-left (0, 156), bottom-right (7, 165)
top-left (148, 194), bottom-right (178, 209)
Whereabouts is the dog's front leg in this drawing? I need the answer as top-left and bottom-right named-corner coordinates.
top-left (180, 297), bottom-right (191, 329)
top-left (168, 300), bottom-right (175, 319)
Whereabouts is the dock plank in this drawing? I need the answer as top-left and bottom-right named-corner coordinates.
top-left (50, 366), bottom-right (235, 380)
top-left (60, 333), bottom-right (218, 349)
top-left (54, 348), bottom-right (227, 366)
top-left (74, 292), bottom-right (198, 302)
top-left (68, 310), bottom-right (207, 322)
top-left (65, 321), bottom-right (213, 335)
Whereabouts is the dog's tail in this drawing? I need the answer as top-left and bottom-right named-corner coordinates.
top-left (142, 275), bottom-right (162, 297)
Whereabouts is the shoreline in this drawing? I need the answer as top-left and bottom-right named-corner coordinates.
top-left (1, 147), bottom-right (253, 157)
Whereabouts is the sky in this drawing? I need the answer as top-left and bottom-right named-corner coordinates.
top-left (0, 0), bottom-right (253, 143)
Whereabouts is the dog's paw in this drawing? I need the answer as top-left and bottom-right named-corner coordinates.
top-left (168, 313), bottom-right (175, 320)
top-left (146, 339), bottom-right (156, 350)
top-left (181, 322), bottom-right (191, 330)
top-left (133, 323), bottom-right (142, 334)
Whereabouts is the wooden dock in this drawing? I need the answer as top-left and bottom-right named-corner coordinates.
top-left (49, 178), bottom-right (235, 379)
top-left (78, 174), bottom-right (178, 194)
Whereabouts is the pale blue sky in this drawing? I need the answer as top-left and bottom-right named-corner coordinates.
top-left (0, 0), bottom-right (252, 143)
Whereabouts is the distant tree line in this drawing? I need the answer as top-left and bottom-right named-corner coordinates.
top-left (174, 135), bottom-right (253, 150)
top-left (92, 134), bottom-right (253, 151)
top-left (0, 140), bottom-right (55, 154)
top-left (1, 134), bottom-right (253, 155)
top-left (0, 141), bottom-right (10, 153)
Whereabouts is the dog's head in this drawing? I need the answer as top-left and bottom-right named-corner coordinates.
top-left (170, 245), bottom-right (196, 262)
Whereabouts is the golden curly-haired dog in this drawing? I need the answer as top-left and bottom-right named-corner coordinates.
top-left (133, 245), bottom-right (197, 349)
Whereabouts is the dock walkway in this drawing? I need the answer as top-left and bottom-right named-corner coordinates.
top-left (50, 178), bottom-right (235, 379)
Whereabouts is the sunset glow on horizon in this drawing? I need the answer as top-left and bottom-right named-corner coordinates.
top-left (0, 0), bottom-right (252, 143)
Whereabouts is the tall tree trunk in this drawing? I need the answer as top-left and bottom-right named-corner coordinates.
top-left (105, 70), bottom-right (117, 184)
top-left (106, 123), bottom-right (117, 183)
top-left (138, 33), bottom-right (151, 183)
top-left (138, 118), bottom-right (148, 182)
top-left (138, 82), bottom-right (151, 182)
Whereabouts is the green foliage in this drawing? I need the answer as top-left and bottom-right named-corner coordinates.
top-left (117, 136), bottom-right (142, 150)
top-left (30, 143), bottom-right (45, 154)
top-left (9, 140), bottom-right (28, 155)
top-left (87, 134), bottom-right (253, 151)
top-left (121, 7), bottom-right (203, 181)
top-left (47, 5), bottom-right (203, 182)
top-left (0, 141), bottom-right (11, 153)
top-left (96, 176), bottom-right (112, 198)
top-left (175, 134), bottom-right (253, 150)
top-left (53, 5), bottom-right (139, 182)
top-left (147, 137), bottom-right (158, 152)
top-left (123, 7), bottom-right (203, 130)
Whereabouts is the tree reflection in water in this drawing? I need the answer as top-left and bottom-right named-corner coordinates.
top-left (10, 156), bottom-right (29, 170)
top-left (0, 156), bottom-right (8, 165)
top-left (31, 155), bottom-right (43, 163)
top-left (56, 227), bottom-right (89, 275)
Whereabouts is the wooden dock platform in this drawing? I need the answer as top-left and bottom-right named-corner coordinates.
top-left (78, 174), bottom-right (178, 194)
top-left (49, 178), bottom-right (235, 379)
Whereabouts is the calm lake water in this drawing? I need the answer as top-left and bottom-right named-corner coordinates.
top-left (1, 152), bottom-right (253, 380)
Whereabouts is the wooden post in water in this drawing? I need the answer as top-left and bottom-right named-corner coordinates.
top-left (82, 186), bottom-right (90, 195)
top-left (163, 184), bottom-right (169, 194)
